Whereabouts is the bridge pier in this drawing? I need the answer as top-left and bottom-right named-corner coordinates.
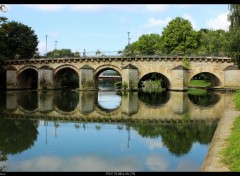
top-left (122, 92), bottom-right (139, 116)
top-left (79, 65), bottom-right (95, 90)
top-left (79, 91), bottom-right (95, 114)
top-left (170, 65), bottom-right (188, 91)
top-left (6, 69), bottom-right (18, 89)
top-left (122, 64), bottom-right (139, 90)
top-left (38, 91), bottom-right (54, 112)
top-left (38, 66), bottom-right (54, 90)
top-left (224, 65), bottom-right (240, 88)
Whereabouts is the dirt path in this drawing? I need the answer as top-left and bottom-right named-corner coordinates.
top-left (201, 94), bottom-right (239, 172)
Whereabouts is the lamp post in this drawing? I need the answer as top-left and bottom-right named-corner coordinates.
top-left (55, 41), bottom-right (57, 50)
top-left (128, 32), bottom-right (130, 46)
top-left (45, 35), bottom-right (48, 57)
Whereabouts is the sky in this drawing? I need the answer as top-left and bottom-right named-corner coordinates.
top-left (1, 4), bottom-right (230, 56)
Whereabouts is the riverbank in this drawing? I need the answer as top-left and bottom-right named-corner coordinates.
top-left (201, 93), bottom-right (239, 171)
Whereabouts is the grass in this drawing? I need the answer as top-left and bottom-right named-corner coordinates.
top-left (221, 116), bottom-right (240, 171)
top-left (220, 89), bottom-right (240, 171)
top-left (233, 89), bottom-right (240, 110)
top-left (188, 80), bottom-right (211, 87)
top-left (143, 80), bottom-right (161, 87)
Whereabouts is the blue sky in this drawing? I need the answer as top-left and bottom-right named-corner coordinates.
top-left (2, 4), bottom-right (230, 56)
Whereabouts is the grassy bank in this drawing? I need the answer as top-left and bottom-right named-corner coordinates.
top-left (220, 90), bottom-right (240, 171)
top-left (188, 80), bottom-right (211, 87)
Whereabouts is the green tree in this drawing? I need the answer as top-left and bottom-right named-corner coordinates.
top-left (0, 5), bottom-right (7, 26)
top-left (161, 17), bottom-right (198, 55)
top-left (123, 33), bottom-right (162, 55)
top-left (0, 21), bottom-right (39, 60)
top-left (227, 4), bottom-right (240, 67)
top-left (196, 29), bottom-right (228, 56)
top-left (47, 49), bottom-right (74, 58)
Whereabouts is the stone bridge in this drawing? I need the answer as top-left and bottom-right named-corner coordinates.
top-left (2, 55), bottom-right (240, 90)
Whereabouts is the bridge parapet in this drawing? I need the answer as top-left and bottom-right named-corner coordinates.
top-left (2, 56), bottom-right (232, 65)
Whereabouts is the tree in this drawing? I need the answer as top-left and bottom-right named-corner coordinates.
top-left (123, 33), bottom-right (162, 55)
top-left (196, 29), bottom-right (228, 56)
top-left (0, 5), bottom-right (7, 26)
top-left (0, 21), bottom-right (39, 60)
top-left (161, 17), bottom-right (198, 55)
top-left (47, 49), bottom-right (74, 58)
top-left (227, 4), bottom-right (240, 67)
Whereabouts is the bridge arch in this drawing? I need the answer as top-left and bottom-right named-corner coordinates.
top-left (17, 66), bottom-right (38, 89)
top-left (54, 65), bottom-right (79, 89)
top-left (54, 64), bottom-right (78, 74)
top-left (18, 65), bottom-right (38, 75)
top-left (94, 65), bottom-right (122, 89)
top-left (138, 72), bottom-right (171, 89)
top-left (189, 72), bottom-right (221, 87)
top-left (94, 65), bottom-right (122, 77)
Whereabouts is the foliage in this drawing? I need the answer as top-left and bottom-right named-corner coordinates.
top-left (47, 49), bottom-right (74, 58)
top-left (0, 21), bottom-right (39, 60)
top-left (188, 80), bottom-right (212, 87)
top-left (122, 16), bottom-right (230, 57)
top-left (227, 4), bottom-right (240, 68)
top-left (233, 89), bottom-right (240, 110)
top-left (182, 57), bottom-right (191, 69)
top-left (122, 82), bottom-right (128, 90)
top-left (143, 80), bottom-right (162, 88)
top-left (221, 116), bottom-right (240, 171)
top-left (196, 29), bottom-right (228, 56)
top-left (123, 33), bottom-right (162, 55)
top-left (0, 118), bottom-right (38, 155)
top-left (161, 17), bottom-right (198, 55)
top-left (131, 122), bottom-right (217, 156)
top-left (114, 81), bottom-right (122, 89)
top-left (138, 91), bottom-right (170, 107)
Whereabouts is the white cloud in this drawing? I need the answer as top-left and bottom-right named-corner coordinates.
top-left (145, 5), bottom-right (168, 13)
top-left (7, 155), bottom-right (142, 171)
top-left (145, 17), bottom-right (172, 28)
top-left (144, 139), bottom-right (163, 150)
top-left (146, 155), bottom-right (169, 171)
top-left (206, 12), bottom-right (230, 31)
top-left (24, 5), bottom-right (65, 11)
top-left (37, 41), bottom-right (46, 55)
top-left (182, 14), bottom-right (197, 29)
top-left (68, 5), bottom-right (107, 12)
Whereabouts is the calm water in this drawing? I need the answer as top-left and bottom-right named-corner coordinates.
top-left (0, 89), bottom-right (232, 172)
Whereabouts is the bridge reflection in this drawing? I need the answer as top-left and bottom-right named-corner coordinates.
top-left (0, 90), bottom-right (227, 124)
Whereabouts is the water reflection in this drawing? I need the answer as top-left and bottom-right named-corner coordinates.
top-left (138, 90), bottom-right (170, 107)
top-left (187, 89), bottom-right (220, 107)
top-left (0, 90), bottom-right (229, 171)
top-left (0, 118), bottom-right (38, 155)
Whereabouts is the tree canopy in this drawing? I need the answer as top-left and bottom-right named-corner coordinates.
top-left (227, 4), bottom-right (240, 67)
top-left (0, 21), bottom-right (39, 60)
top-left (161, 17), bottom-right (198, 55)
top-left (47, 49), bottom-right (75, 58)
top-left (123, 17), bottom-right (228, 57)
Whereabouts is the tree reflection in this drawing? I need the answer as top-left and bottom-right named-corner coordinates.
top-left (188, 90), bottom-right (220, 107)
top-left (138, 91), bottom-right (170, 107)
top-left (54, 90), bottom-right (79, 112)
top-left (18, 91), bottom-right (38, 111)
top-left (131, 122), bottom-right (217, 156)
top-left (0, 118), bottom-right (38, 155)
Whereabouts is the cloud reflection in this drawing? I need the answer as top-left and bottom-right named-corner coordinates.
top-left (7, 155), bottom-right (142, 172)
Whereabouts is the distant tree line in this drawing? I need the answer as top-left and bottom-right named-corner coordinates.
top-left (123, 17), bottom-right (230, 57)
